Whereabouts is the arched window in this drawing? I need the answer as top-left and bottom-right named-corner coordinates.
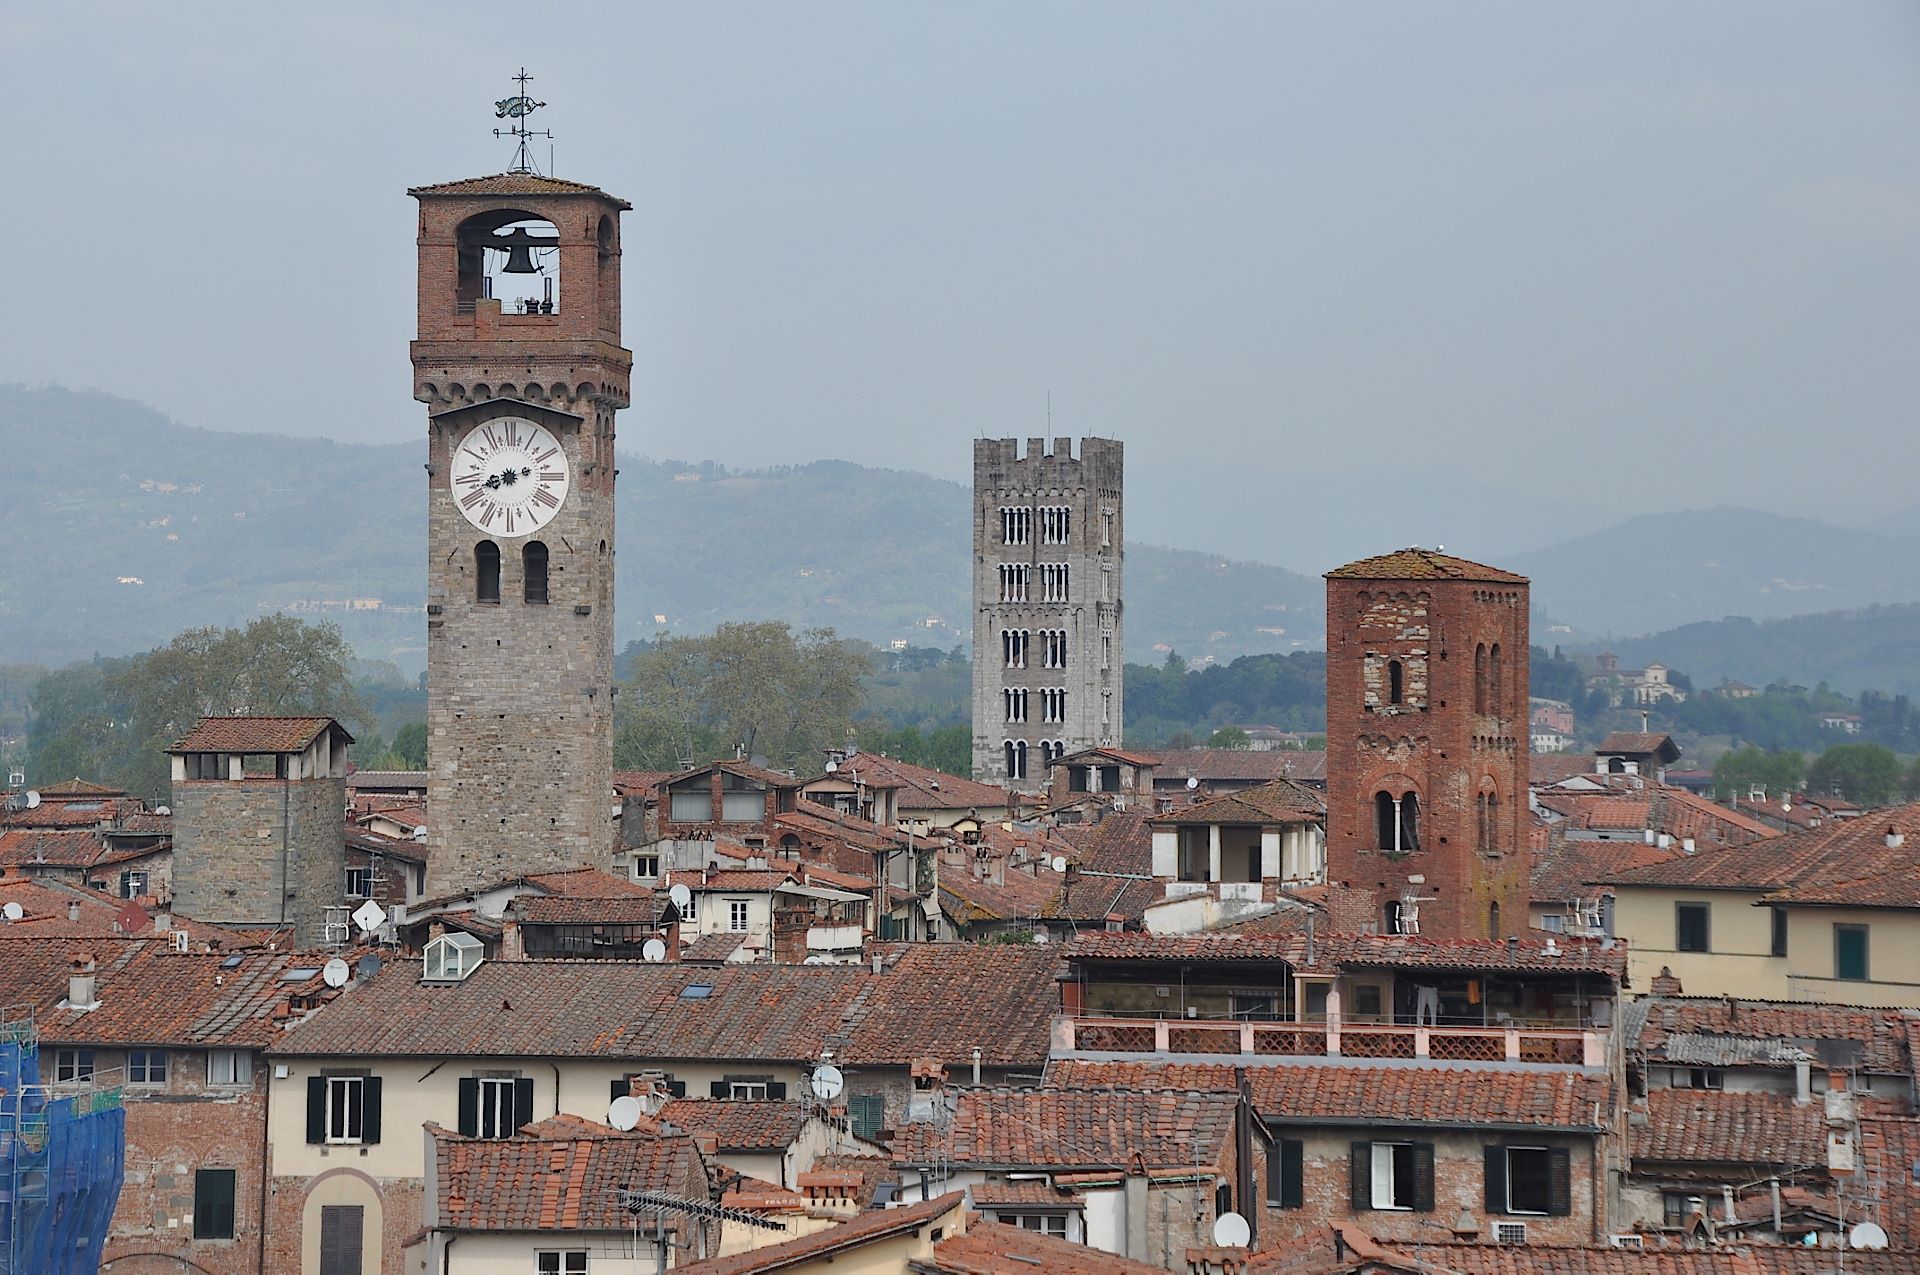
top-left (1388, 659), bottom-right (1405, 705)
top-left (1375, 791), bottom-right (1397, 852)
top-left (1489, 901), bottom-right (1502, 941)
top-left (1485, 789), bottom-right (1499, 850)
top-left (523, 541), bottom-right (549, 604)
top-left (1474, 643), bottom-right (1488, 714)
top-left (1489, 643), bottom-right (1504, 712)
top-left (1384, 899), bottom-right (1406, 935)
top-left (475, 541), bottom-right (501, 604)
top-left (1400, 793), bottom-right (1419, 852)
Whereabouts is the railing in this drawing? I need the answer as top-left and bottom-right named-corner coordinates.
top-left (1054, 1014), bottom-right (1603, 1067)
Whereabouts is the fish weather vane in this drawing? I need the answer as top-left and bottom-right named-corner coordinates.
top-left (494, 68), bottom-right (552, 174)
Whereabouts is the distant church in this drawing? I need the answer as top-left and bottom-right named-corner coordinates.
top-left (409, 163), bottom-right (629, 892)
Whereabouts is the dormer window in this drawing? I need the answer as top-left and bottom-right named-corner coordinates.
top-left (423, 931), bottom-right (485, 982)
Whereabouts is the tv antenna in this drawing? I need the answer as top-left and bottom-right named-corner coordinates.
top-left (493, 68), bottom-right (552, 174)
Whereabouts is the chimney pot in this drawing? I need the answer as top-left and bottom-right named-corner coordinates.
top-left (1887, 827), bottom-right (1904, 849)
top-left (67, 900), bottom-right (81, 921)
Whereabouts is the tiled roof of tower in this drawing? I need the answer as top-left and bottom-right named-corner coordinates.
top-left (407, 171), bottom-right (632, 208)
top-left (1631, 1090), bottom-right (1828, 1167)
top-left (432, 1115), bottom-right (699, 1232)
top-left (1149, 778), bottom-right (1325, 825)
top-left (656, 1099), bottom-right (808, 1151)
top-left (1046, 1060), bottom-right (1612, 1130)
top-left (889, 1088), bottom-right (1238, 1168)
top-left (167, 716), bottom-right (342, 753)
top-left (1324, 548), bottom-right (1528, 583)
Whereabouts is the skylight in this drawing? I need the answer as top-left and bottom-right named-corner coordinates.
top-left (679, 984), bottom-right (713, 999)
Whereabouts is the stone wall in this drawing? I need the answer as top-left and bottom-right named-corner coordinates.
top-left (171, 777), bottom-right (344, 947)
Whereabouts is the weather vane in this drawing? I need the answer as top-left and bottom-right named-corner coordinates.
top-left (494, 68), bottom-right (552, 175)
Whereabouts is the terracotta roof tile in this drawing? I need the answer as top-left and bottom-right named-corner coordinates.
top-left (657, 1099), bottom-right (807, 1151)
top-left (1631, 1090), bottom-right (1827, 1167)
top-left (33, 778), bottom-right (128, 798)
top-left (1149, 778), bottom-right (1325, 825)
top-left (1064, 929), bottom-right (1627, 978)
top-left (811, 752), bottom-right (1013, 811)
top-left (433, 1114), bottom-right (703, 1233)
top-left (1325, 548), bottom-right (1527, 583)
top-left (1607, 803), bottom-right (1920, 902)
top-left (0, 829), bottom-right (107, 868)
top-left (842, 944), bottom-right (1059, 1067)
top-left (408, 171), bottom-right (631, 208)
top-left (930, 1221), bottom-right (1164, 1274)
top-left (514, 894), bottom-right (662, 925)
top-left (1633, 997), bottom-right (1911, 1075)
top-left (673, 1193), bottom-right (962, 1275)
top-left (167, 715), bottom-right (342, 753)
top-left (890, 1088), bottom-right (1237, 1169)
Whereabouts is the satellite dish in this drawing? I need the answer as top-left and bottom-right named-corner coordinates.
top-left (2, 901), bottom-right (23, 921)
top-left (810, 1064), bottom-right (845, 1101)
top-left (1185, 776), bottom-right (1199, 791)
top-left (355, 953), bottom-right (383, 981)
top-left (668, 883), bottom-right (692, 910)
top-left (607, 1095), bottom-right (642, 1131)
top-left (1049, 855), bottom-right (1068, 873)
top-left (641, 938), bottom-right (667, 963)
top-left (412, 825), bottom-right (428, 841)
top-left (322, 958), bottom-right (351, 988)
top-left (24, 791), bottom-right (40, 810)
top-left (825, 759), bottom-right (838, 773)
top-left (1213, 1212), bottom-right (1251, 1248)
top-left (1849, 1222), bottom-right (1890, 1251)
top-left (351, 899), bottom-right (388, 933)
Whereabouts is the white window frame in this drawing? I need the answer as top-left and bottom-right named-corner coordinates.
top-left (120, 869), bottom-right (149, 899)
top-left (477, 1075), bottom-right (518, 1139)
top-left (324, 1074), bottom-right (365, 1144)
top-left (536, 1252), bottom-right (589, 1275)
top-left (208, 1050), bottom-right (254, 1087)
top-left (128, 1049), bottom-right (168, 1085)
top-left (1011, 1211), bottom-right (1071, 1238)
top-left (726, 899), bottom-right (751, 933)
top-left (728, 1079), bottom-right (771, 1100)
top-left (344, 865), bottom-right (373, 898)
top-left (1370, 1141), bottom-right (1414, 1211)
top-left (1502, 1146), bottom-right (1553, 1216)
top-left (634, 853), bottom-right (661, 881)
top-left (55, 1049), bottom-right (93, 1084)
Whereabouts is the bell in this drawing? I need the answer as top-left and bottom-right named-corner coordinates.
top-left (492, 227), bottom-right (549, 274)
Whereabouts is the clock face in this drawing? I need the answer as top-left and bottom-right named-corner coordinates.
top-left (450, 417), bottom-right (571, 536)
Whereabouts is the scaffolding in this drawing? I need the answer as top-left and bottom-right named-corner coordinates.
top-left (0, 1005), bottom-right (125, 1275)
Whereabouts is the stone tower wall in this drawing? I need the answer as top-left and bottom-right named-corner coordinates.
top-left (970, 436), bottom-right (1124, 789)
top-left (1324, 574), bottom-right (1531, 939)
top-left (171, 777), bottom-right (345, 947)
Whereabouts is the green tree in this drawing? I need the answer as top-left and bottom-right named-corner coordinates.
top-left (390, 722), bottom-right (428, 769)
top-left (1806, 743), bottom-right (1903, 806)
top-left (1904, 756), bottom-right (1920, 801)
top-left (1711, 746), bottom-right (1805, 801)
top-left (1206, 726), bottom-right (1251, 750)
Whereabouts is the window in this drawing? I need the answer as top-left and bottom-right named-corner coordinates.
top-left (459, 1075), bottom-right (531, 1139)
top-left (1675, 903), bottom-right (1710, 953)
top-left (307, 1074), bottom-right (382, 1145)
top-left (675, 894), bottom-right (698, 928)
top-left (129, 1049), bottom-right (168, 1084)
top-left (475, 540), bottom-right (501, 603)
top-left (1004, 687), bottom-right (1028, 723)
top-left (1011, 1213), bottom-right (1070, 1238)
top-left (611, 1073), bottom-right (686, 1104)
top-left (1484, 1145), bottom-right (1571, 1216)
top-left (1771, 906), bottom-right (1788, 957)
top-left (1002, 629), bottom-right (1029, 669)
top-left (344, 866), bottom-right (373, 898)
top-left (715, 1076), bottom-right (788, 1100)
top-left (537, 1254), bottom-right (588, 1275)
top-left (1267, 1137), bottom-right (1304, 1208)
top-left (1388, 660), bottom-right (1404, 705)
top-left (1004, 739), bottom-right (1027, 780)
top-left (1663, 1192), bottom-right (1696, 1229)
top-left (1489, 901), bottom-right (1501, 941)
top-left (319, 1204), bottom-right (363, 1275)
top-left (1684, 1068), bottom-right (1724, 1090)
top-left (634, 853), bottom-right (661, 881)
top-left (119, 869), bottom-right (149, 899)
top-left (1350, 984), bottom-right (1384, 1020)
top-left (1354, 1140), bottom-right (1432, 1211)
top-left (1231, 992), bottom-right (1279, 1021)
top-left (849, 1093), bottom-right (885, 1140)
top-left (1384, 900), bottom-right (1407, 935)
top-left (1474, 643), bottom-right (1488, 714)
top-left (54, 1049), bottom-right (93, 1083)
top-left (193, 1167), bottom-right (236, 1239)
top-left (720, 790), bottom-right (764, 822)
top-left (208, 1050), bottom-right (254, 1087)
top-left (727, 899), bottom-right (750, 933)
top-left (1489, 643), bottom-right (1504, 710)
top-left (1540, 912), bottom-right (1566, 933)
top-left (1102, 510), bottom-right (1114, 547)
top-left (1835, 924), bottom-right (1870, 981)
top-left (1041, 688), bottom-right (1066, 723)
top-left (1374, 791), bottom-right (1419, 853)
top-left (524, 540), bottom-right (549, 605)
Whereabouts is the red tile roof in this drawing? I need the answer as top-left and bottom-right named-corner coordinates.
top-left (843, 944), bottom-right (1060, 1067)
top-left (1631, 1089), bottom-right (1828, 1168)
top-left (168, 715), bottom-right (343, 753)
top-left (1325, 548), bottom-right (1527, 583)
top-left (1532, 838), bottom-right (1681, 904)
top-left (1149, 778), bottom-right (1325, 826)
top-left (514, 894), bottom-right (662, 925)
top-left (1064, 929), bottom-right (1627, 978)
top-left (890, 1088), bottom-right (1238, 1169)
top-left (966, 1181), bottom-right (1083, 1207)
top-left (1597, 732), bottom-right (1682, 761)
top-left (673, 1193), bottom-right (962, 1275)
top-left (657, 1099), bottom-right (807, 1151)
top-left (33, 778), bottom-right (128, 798)
top-left (1046, 1060), bottom-right (1612, 1131)
top-left (1250, 1234), bottom-right (1920, 1275)
top-left (432, 1114), bottom-right (704, 1233)
top-left (929, 1221), bottom-right (1164, 1274)
top-left (522, 865), bottom-right (653, 897)
top-left (682, 932), bottom-right (752, 962)
top-left (0, 829), bottom-right (106, 868)
top-left (1607, 803), bottom-right (1920, 903)
top-left (1633, 997), bottom-right (1912, 1075)
top-left (1146, 749), bottom-right (1328, 784)
top-left (813, 752), bottom-right (1013, 811)
top-left (408, 172), bottom-right (631, 208)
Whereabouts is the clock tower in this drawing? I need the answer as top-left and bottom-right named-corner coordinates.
top-left (409, 164), bottom-right (629, 894)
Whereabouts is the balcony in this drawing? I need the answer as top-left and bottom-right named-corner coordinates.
top-left (1052, 1013), bottom-right (1605, 1068)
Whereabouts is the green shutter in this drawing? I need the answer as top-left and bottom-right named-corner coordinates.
top-left (1349, 1141), bottom-right (1370, 1211)
top-left (457, 1077), bottom-right (480, 1137)
top-left (306, 1076), bottom-right (327, 1144)
top-left (1484, 1145), bottom-right (1507, 1215)
top-left (193, 1168), bottom-right (236, 1239)
top-left (361, 1076), bottom-right (383, 1144)
top-left (1280, 1139), bottom-right (1304, 1210)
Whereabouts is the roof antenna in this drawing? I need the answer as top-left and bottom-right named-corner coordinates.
top-left (493, 68), bottom-right (552, 175)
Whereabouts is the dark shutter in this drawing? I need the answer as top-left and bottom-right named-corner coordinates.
top-left (1349, 1141), bottom-right (1371, 1211)
top-left (1548, 1147), bottom-right (1572, 1217)
top-left (1411, 1142), bottom-right (1435, 1213)
top-left (1266, 1139), bottom-right (1283, 1205)
top-left (612, 1076), bottom-right (633, 1105)
top-left (514, 1077), bottom-right (535, 1131)
top-left (1484, 1145), bottom-right (1507, 1215)
top-left (767, 1081), bottom-right (788, 1100)
top-left (711, 1080), bottom-right (729, 1097)
top-left (457, 1077), bottom-right (480, 1137)
top-left (667, 1079), bottom-right (687, 1098)
top-left (361, 1076), bottom-right (382, 1145)
top-left (1280, 1139), bottom-right (1304, 1210)
top-left (319, 1204), bottom-right (364, 1275)
top-left (306, 1076), bottom-right (327, 1144)
top-left (193, 1168), bottom-right (236, 1239)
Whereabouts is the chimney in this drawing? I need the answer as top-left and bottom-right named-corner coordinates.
top-left (1888, 827), bottom-right (1904, 849)
top-left (152, 910), bottom-right (172, 933)
top-left (68, 956), bottom-right (99, 1009)
top-left (772, 906), bottom-right (808, 965)
top-left (499, 919), bottom-right (525, 961)
top-left (1123, 1153), bottom-right (1151, 1263)
top-left (67, 900), bottom-right (81, 922)
top-left (1795, 1056), bottom-right (1812, 1105)
top-left (1650, 966), bottom-right (1683, 995)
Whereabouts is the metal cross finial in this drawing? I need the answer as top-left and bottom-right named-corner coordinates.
top-left (493, 67), bottom-right (552, 174)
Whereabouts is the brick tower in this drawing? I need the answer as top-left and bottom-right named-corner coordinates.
top-left (971, 437), bottom-right (1124, 790)
top-left (409, 171), bottom-right (629, 893)
top-left (1323, 549), bottom-right (1530, 939)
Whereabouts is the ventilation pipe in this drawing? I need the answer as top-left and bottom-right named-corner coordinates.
top-left (1795, 1057), bottom-right (1812, 1105)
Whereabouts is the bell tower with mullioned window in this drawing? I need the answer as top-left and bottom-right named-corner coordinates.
top-left (409, 158), bottom-right (629, 894)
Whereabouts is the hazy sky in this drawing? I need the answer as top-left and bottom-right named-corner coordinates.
top-left (4, 2), bottom-right (1917, 548)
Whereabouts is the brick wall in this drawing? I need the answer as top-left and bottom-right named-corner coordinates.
top-left (1325, 575), bottom-right (1532, 939)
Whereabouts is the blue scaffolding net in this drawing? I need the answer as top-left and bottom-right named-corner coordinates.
top-left (1, 1007), bottom-right (125, 1275)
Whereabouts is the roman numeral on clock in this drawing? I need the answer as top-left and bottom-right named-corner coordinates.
top-left (538, 470), bottom-right (564, 482)
top-left (460, 488), bottom-right (489, 509)
top-left (532, 487), bottom-right (560, 508)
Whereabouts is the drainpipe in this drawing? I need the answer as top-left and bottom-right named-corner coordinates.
top-left (257, 1055), bottom-right (271, 1275)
